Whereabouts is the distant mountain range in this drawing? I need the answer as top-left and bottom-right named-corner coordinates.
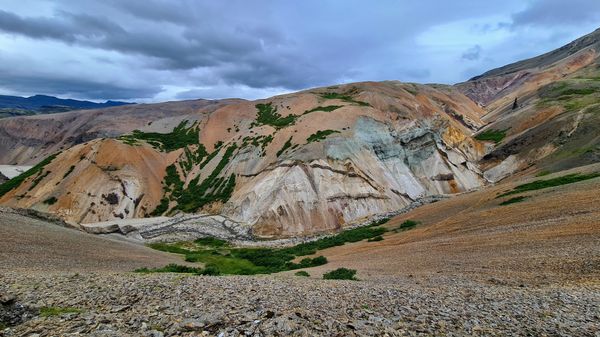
top-left (0, 94), bottom-right (132, 118)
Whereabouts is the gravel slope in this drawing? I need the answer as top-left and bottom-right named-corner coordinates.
top-left (0, 207), bottom-right (184, 273)
top-left (1, 273), bottom-right (599, 336)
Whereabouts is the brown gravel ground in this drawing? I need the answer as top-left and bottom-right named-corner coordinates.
top-left (0, 207), bottom-right (184, 273)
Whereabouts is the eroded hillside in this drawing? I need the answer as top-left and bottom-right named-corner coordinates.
top-left (457, 28), bottom-right (600, 182)
top-left (0, 82), bottom-right (488, 237)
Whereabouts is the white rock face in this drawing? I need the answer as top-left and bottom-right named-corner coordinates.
top-left (0, 165), bottom-right (33, 179)
top-left (483, 155), bottom-right (521, 183)
top-left (224, 116), bottom-right (485, 237)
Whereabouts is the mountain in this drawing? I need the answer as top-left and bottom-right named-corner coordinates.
top-left (0, 94), bottom-right (132, 118)
top-left (457, 28), bottom-right (600, 181)
top-left (0, 82), bottom-right (486, 236)
top-left (1, 28), bottom-right (600, 239)
top-left (0, 98), bottom-right (244, 164)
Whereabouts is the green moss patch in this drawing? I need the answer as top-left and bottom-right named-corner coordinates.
top-left (323, 268), bottom-right (358, 280)
top-left (307, 129), bottom-right (340, 143)
top-left (118, 121), bottom-right (199, 152)
top-left (475, 129), bottom-right (508, 143)
top-left (254, 103), bottom-right (297, 129)
top-left (320, 92), bottom-right (371, 107)
top-left (144, 222), bottom-right (388, 276)
top-left (498, 173), bottom-right (600, 198)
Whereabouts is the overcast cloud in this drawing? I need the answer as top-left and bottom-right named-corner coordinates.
top-left (0, 0), bottom-right (599, 102)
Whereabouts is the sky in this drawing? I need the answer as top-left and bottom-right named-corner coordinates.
top-left (0, 0), bottom-right (599, 103)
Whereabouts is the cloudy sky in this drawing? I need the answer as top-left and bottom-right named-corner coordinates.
top-left (0, 0), bottom-right (599, 102)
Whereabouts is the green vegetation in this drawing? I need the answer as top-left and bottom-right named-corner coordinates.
top-left (536, 170), bottom-right (551, 177)
top-left (303, 105), bottom-right (343, 114)
top-left (276, 136), bottom-right (294, 157)
top-left (241, 134), bottom-right (273, 153)
top-left (367, 235), bottom-right (384, 242)
top-left (498, 173), bottom-right (600, 198)
top-left (323, 268), bottom-right (358, 280)
top-left (175, 144), bottom-right (238, 212)
top-left (280, 225), bottom-right (387, 256)
top-left (145, 222), bottom-right (388, 275)
top-left (370, 217), bottom-right (390, 226)
top-left (254, 103), bottom-right (297, 128)
top-left (306, 129), bottom-right (340, 143)
top-left (538, 79), bottom-right (600, 112)
top-left (499, 196), bottom-right (528, 205)
top-left (40, 306), bottom-right (82, 317)
top-left (195, 237), bottom-right (228, 248)
top-left (28, 170), bottom-right (51, 191)
top-left (43, 196), bottom-right (58, 205)
top-left (475, 129), bottom-right (507, 143)
top-left (0, 153), bottom-right (58, 197)
top-left (398, 220), bottom-right (418, 230)
top-left (152, 143), bottom-right (239, 215)
top-left (118, 121), bottom-right (199, 152)
top-left (62, 165), bottom-right (75, 179)
top-left (295, 270), bottom-right (310, 277)
top-left (320, 92), bottom-right (371, 107)
top-left (180, 145), bottom-right (208, 174)
top-left (134, 263), bottom-right (219, 275)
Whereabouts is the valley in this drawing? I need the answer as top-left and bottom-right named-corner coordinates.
top-left (1, 22), bottom-right (600, 337)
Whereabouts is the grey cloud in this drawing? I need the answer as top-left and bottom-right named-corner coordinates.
top-left (0, 0), bottom-right (597, 101)
top-left (511, 0), bottom-right (600, 27)
top-left (0, 74), bottom-right (160, 100)
top-left (0, 10), bottom-right (122, 42)
top-left (462, 45), bottom-right (482, 61)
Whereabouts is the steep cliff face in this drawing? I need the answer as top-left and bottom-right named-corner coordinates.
top-left (0, 81), bottom-right (487, 237)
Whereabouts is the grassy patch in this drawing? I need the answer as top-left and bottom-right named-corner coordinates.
top-left (295, 270), bottom-right (310, 277)
top-left (195, 237), bottom-right (229, 248)
top-left (118, 121), bottom-right (199, 152)
top-left (499, 196), bottom-right (528, 205)
top-left (536, 170), bottom-right (551, 177)
top-left (475, 129), bottom-right (507, 143)
top-left (62, 165), bottom-right (75, 179)
top-left (175, 144), bottom-right (237, 213)
top-left (323, 268), bottom-right (358, 280)
top-left (498, 173), bottom-right (600, 198)
top-left (306, 129), bottom-right (340, 143)
top-left (153, 143), bottom-right (239, 215)
top-left (320, 92), bottom-right (371, 107)
top-left (367, 235), bottom-right (383, 242)
top-left (303, 105), bottom-right (343, 114)
top-left (276, 136), bottom-right (294, 157)
top-left (0, 153), bottom-right (58, 197)
top-left (40, 306), bottom-right (82, 317)
top-left (392, 220), bottom-right (419, 233)
top-left (254, 103), bottom-right (297, 129)
top-left (43, 196), bottom-right (58, 205)
top-left (145, 222), bottom-right (387, 276)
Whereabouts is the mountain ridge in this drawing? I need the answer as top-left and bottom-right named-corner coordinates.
top-left (1, 28), bottom-right (600, 239)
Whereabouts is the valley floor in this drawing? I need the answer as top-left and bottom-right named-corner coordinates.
top-left (1, 165), bottom-right (599, 336)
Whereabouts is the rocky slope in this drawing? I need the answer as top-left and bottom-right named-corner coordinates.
top-left (0, 82), bottom-right (487, 237)
top-left (457, 28), bottom-right (600, 181)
